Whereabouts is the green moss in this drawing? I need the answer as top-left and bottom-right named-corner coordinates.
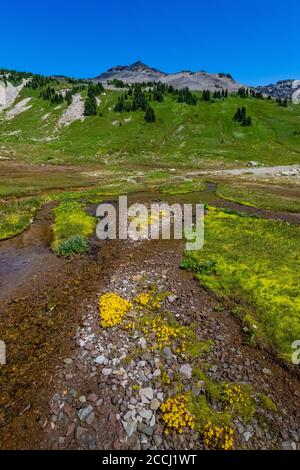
top-left (217, 183), bottom-right (300, 213)
top-left (0, 195), bottom-right (55, 239)
top-left (189, 395), bottom-right (232, 431)
top-left (182, 207), bottom-right (300, 359)
top-left (258, 394), bottom-right (277, 413)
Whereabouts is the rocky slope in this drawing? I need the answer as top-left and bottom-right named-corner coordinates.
top-left (256, 79), bottom-right (300, 104)
top-left (94, 61), bottom-right (243, 92)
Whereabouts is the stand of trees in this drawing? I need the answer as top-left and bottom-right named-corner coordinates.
top-left (84, 83), bottom-right (104, 116)
top-left (233, 106), bottom-right (252, 126)
top-left (276, 98), bottom-right (288, 107)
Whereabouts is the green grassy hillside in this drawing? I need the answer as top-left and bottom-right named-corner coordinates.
top-left (1, 78), bottom-right (300, 168)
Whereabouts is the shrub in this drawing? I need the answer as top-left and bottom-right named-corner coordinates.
top-left (56, 235), bottom-right (89, 256)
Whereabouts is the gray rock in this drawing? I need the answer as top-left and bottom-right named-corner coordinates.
top-left (95, 355), bottom-right (107, 365)
top-left (163, 347), bottom-right (172, 360)
top-left (78, 395), bottom-right (86, 404)
top-left (78, 405), bottom-right (93, 422)
top-left (139, 387), bottom-right (154, 401)
top-left (138, 422), bottom-right (154, 437)
top-left (86, 411), bottom-right (95, 425)
top-left (243, 431), bottom-right (252, 442)
top-left (179, 364), bottom-right (192, 379)
top-left (102, 368), bottom-right (112, 376)
top-left (64, 358), bottom-right (73, 365)
top-left (152, 369), bottom-right (161, 378)
top-left (149, 414), bottom-right (156, 427)
top-left (150, 398), bottom-right (160, 411)
top-left (153, 434), bottom-right (163, 447)
top-left (281, 441), bottom-right (297, 450)
top-left (76, 426), bottom-right (88, 440)
top-left (139, 409), bottom-right (153, 420)
top-left (123, 419), bottom-right (137, 437)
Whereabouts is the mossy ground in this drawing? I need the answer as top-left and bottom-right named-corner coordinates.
top-left (181, 207), bottom-right (300, 360)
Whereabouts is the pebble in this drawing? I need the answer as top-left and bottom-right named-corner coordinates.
top-left (64, 358), bottom-right (73, 365)
top-left (262, 368), bottom-right (272, 376)
top-left (139, 409), bottom-right (153, 420)
top-left (95, 355), bottom-right (107, 365)
top-left (179, 364), bottom-right (192, 380)
top-left (137, 422), bottom-right (154, 437)
top-left (162, 347), bottom-right (172, 360)
top-left (78, 405), bottom-right (93, 422)
top-left (150, 398), bottom-right (160, 411)
top-left (139, 387), bottom-right (154, 401)
top-left (123, 419), bottom-right (137, 437)
top-left (102, 368), bottom-right (112, 376)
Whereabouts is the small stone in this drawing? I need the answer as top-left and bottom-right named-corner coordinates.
top-left (150, 398), bottom-right (160, 411)
top-left (236, 423), bottom-right (244, 434)
top-left (210, 365), bottom-right (218, 373)
top-left (102, 368), bottom-right (112, 376)
top-left (137, 422), bottom-right (154, 437)
top-left (162, 347), bottom-right (172, 360)
top-left (76, 427), bottom-right (87, 440)
top-left (96, 398), bottom-right (104, 407)
top-left (87, 393), bottom-right (98, 403)
top-left (149, 415), bottom-right (155, 427)
top-left (78, 405), bottom-right (93, 422)
top-left (179, 364), bottom-right (192, 380)
top-left (262, 368), bottom-right (272, 376)
top-left (139, 387), bottom-right (154, 401)
top-left (216, 335), bottom-right (225, 341)
top-left (281, 441), bottom-right (297, 450)
top-left (123, 419), bottom-right (137, 437)
top-left (78, 395), bottom-right (86, 404)
top-left (167, 294), bottom-right (177, 303)
top-left (243, 431), bottom-right (252, 442)
top-left (139, 338), bottom-right (147, 349)
top-left (153, 434), bottom-right (163, 447)
top-left (95, 355), bottom-right (107, 365)
top-left (139, 409), bottom-right (153, 420)
top-left (64, 358), bottom-right (73, 365)
top-left (152, 369), bottom-right (161, 378)
top-left (86, 412), bottom-right (95, 425)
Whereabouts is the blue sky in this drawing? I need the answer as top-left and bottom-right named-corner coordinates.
top-left (1, 0), bottom-right (299, 85)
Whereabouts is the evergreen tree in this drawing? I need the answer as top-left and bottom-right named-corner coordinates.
top-left (84, 95), bottom-right (97, 115)
top-left (144, 106), bottom-right (156, 122)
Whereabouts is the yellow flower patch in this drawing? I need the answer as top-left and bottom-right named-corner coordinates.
top-left (99, 293), bottom-right (132, 328)
top-left (223, 384), bottom-right (245, 407)
top-left (160, 395), bottom-right (195, 434)
top-left (142, 317), bottom-right (187, 351)
top-left (203, 420), bottom-right (234, 450)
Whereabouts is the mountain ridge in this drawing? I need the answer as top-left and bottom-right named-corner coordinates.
top-left (93, 61), bottom-right (242, 92)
